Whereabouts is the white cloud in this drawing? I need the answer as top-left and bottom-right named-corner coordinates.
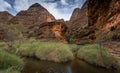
top-left (40, 2), bottom-right (70, 20)
top-left (0, 0), bottom-right (11, 11)
top-left (14, 0), bottom-right (29, 12)
top-left (61, 0), bottom-right (68, 5)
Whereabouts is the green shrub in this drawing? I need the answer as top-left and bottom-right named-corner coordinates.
top-left (35, 42), bottom-right (73, 62)
top-left (0, 42), bottom-right (8, 49)
top-left (0, 42), bottom-right (7, 47)
top-left (0, 50), bottom-right (24, 70)
top-left (67, 44), bottom-right (79, 52)
top-left (2, 67), bottom-right (20, 73)
top-left (18, 42), bottom-right (73, 62)
top-left (69, 38), bottom-right (75, 43)
top-left (77, 44), bottom-right (119, 69)
top-left (17, 42), bottom-right (37, 56)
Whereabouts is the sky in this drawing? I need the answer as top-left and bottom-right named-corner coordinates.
top-left (0, 0), bottom-right (86, 20)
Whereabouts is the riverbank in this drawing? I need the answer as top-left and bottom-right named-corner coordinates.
top-left (21, 58), bottom-right (120, 73)
top-left (0, 41), bottom-right (120, 73)
top-left (0, 50), bottom-right (24, 73)
top-left (77, 44), bottom-right (120, 69)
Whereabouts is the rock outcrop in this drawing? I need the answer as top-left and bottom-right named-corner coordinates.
top-left (0, 11), bottom-right (13, 24)
top-left (0, 11), bottom-right (13, 40)
top-left (1, 0), bottom-right (119, 43)
top-left (67, 1), bottom-right (88, 43)
top-left (9, 3), bottom-right (68, 42)
top-left (8, 3), bottom-right (59, 40)
top-left (28, 21), bottom-right (68, 43)
top-left (9, 3), bottom-right (55, 26)
top-left (68, 0), bottom-right (120, 43)
top-left (0, 29), bottom-right (5, 40)
top-left (88, 0), bottom-right (120, 41)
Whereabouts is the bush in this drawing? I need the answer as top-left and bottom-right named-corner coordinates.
top-left (17, 42), bottom-right (37, 57)
top-left (77, 44), bottom-right (119, 69)
top-left (2, 67), bottom-right (20, 73)
top-left (67, 44), bottom-right (79, 52)
top-left (0, 42), bottom-right (8, 49)
top-left (17, 42), bottom-right (73, 62)
top-left (0, 50), bottom-right (24, 71)
top-left (36, 42), bottom-right (73, 62)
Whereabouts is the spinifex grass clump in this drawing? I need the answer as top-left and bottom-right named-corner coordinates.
top-left (17, 42), bottom-right (73, 62)
top-left (35, 42), bottom-right (73, 62)
top-left (77, 44), bottom-right (119, 69)
top-left (0, 50), bottom-right (24, 71)
top-left (0, 42), bottom-right (8, 50)
top-left (2, 67), bottom-right (21, 73)
top-left (67, 44), bottom-right (79, 52)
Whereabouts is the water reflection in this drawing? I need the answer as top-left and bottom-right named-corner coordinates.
top-left (22, 58), bottom-right (72, 73)
top-left (22, 58), bottom-right (120, 73)
top-left (71, 59), bottom-right (119, 73)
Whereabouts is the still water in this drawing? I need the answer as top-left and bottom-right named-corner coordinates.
top-left (22, 58), bottom-right (120, 73)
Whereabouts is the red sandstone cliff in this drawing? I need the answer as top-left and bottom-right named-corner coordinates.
top-left (9, 3), bottom-right (55, 26)
top-left (68, 0), bottom-right (120, 43)
top-left (0, 11), bottom-right (13, 24)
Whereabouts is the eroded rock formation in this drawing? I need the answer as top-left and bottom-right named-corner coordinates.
top-left (88, 0), bottom-right (120, 41)
top-left (0, 11), bottom-right (13, 40)
top-left (8, 3), bottom-right (59, 40)
top-left (67, 1), bottom-right (88, 43)
top-left (29, 21), bottom-right (68, 43)
top-left (9, 3), bottom-right (55, 26)
top-left (0, 11), bottom-right (13, 24)
top-left (68, 0), bottom-right (120, 43)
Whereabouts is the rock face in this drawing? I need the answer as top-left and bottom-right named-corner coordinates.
top-left (67, 1), bottom-right (88, 43)
top-left (29, 21), bottom-right (68, 43)
top-left (0, 3), bottom-right (68, 43)
top-left (9, 3), bottom-right (55, 26)
top-left (68, 0), bottom-right (120, 43)
top-left (0, 29), bottom-right (5, 40)
top-left (8, 3), bottom-right (62, 41)
top-left (0, 11), bottom-right (13, 40)
top-left (68, 2), bottom-right (88, 27)
top-left (0, 11), bottom-right (13, 23)
top-left (88, 0), bottom-right (120, 41)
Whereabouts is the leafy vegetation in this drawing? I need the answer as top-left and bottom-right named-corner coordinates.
top-left (0, 50), bottom-right (24, 70)
top-left (15, 42), bottom-right (73, 62)
top-left (35, 42), bottom-right (73, 62)
top-left (67, 44), bottom-right (79, 52)
top-left (77, 44), bottom-right (119, 69)
top-left (2, 67), bottom-right (21, 73)
top-left (0, 42), bottom-right (8, 49)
